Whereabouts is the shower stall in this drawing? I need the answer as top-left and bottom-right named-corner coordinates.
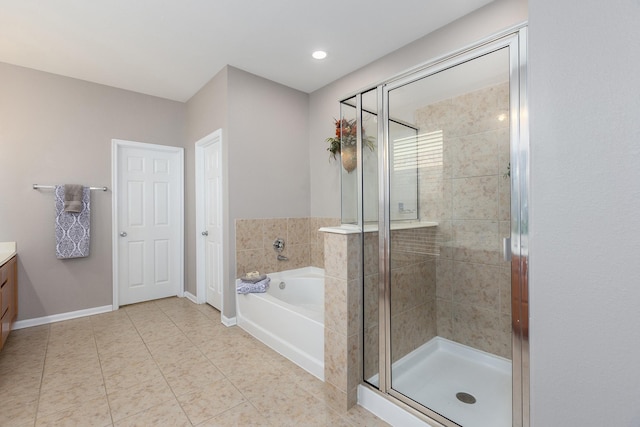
top-left (339, 28), bottom-right (529, 427)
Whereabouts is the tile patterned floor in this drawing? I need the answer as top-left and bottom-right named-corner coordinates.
top-left (0, 297), bottom-right (390, 426)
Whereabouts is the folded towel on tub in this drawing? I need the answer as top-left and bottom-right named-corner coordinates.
top-left (237, 277), bottom-right (270, 294)
top-left (240, 273), bottom-right (267, 283)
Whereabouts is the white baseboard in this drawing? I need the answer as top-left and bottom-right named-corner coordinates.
top-left (221, 315), bottom-right (236, 327)
top-left (183, 291), bottom-right (198, 304)
top-left (13, 305), bottom-right (114, 330)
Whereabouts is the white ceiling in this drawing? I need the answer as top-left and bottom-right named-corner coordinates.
top-left (0, 0), bottom-right (494, 102)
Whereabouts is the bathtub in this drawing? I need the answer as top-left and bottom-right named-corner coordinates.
top-left (236, 267), bottom-right (324, 380)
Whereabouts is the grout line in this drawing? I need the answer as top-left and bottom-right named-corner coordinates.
top-left (32, 324), bottom-right (51, 427)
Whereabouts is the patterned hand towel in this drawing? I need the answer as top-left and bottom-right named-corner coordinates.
top-left (55, 185), bottom-right (90, 259)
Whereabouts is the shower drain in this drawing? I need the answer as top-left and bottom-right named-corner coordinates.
top-left (456, 392), bottom-right (476, 404)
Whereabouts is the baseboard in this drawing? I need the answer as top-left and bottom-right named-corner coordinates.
top-left (183, 291), bottom-right (198, 304)
top-left (221, 315), bottom-right (236, 327)
top-left (13, 305), bottom-right (114, 330)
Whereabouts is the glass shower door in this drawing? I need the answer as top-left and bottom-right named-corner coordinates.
top-left (385, 46), bottom-right (514, 427)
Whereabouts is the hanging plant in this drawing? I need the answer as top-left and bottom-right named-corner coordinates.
top-left (326, 118), bottom-right (375, 172)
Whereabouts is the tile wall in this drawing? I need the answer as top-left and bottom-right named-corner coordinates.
top-left (323, 231), bottom-right (362, 413)
top-left (235, 217), bottom-right (340, 277)
top-left (362, 227), bottom-right (439, 382)
top-left (416, 81), bottom-right (512, 359)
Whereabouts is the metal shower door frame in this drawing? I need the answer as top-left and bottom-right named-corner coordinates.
top-left (365, 27), bottom-right (530, 427)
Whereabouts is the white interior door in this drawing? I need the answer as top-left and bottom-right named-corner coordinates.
top-left (195, 130), bottom-right (224, 311)
top-left (113, 140), bottom-right (184, 307)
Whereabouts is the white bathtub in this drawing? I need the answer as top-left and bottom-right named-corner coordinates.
top-left (236, 267), bottom-right (324, 380)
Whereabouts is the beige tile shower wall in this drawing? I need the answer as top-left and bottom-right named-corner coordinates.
top-left (235, 217), bottom-right (339, 277)
top-left (362, 231), bottom-right (379, 382)
top-left (389, 228), bottom-right (438, 364)
top-left (363, 227), bottom-right (439, 379)
top-left (416, 82), bottom-right (512, 359)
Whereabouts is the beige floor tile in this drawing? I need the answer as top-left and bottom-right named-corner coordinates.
top-left (107, 375), bottom-right (175, 422)
top-left (185, 325), bottom-right (229, 348)
top-left (0, 351), bottom-right (45, 376)
top-left (288, 366), bottom-right (326, 400)
top-left (144, 332), bottom-right (194, 357)
top-left (343, 405), bottom-right (391, 427)
top-left (146, 335), bottom-right (206, 372)
top-left (42, 355), bottom-right (102, 377)
top-left (103, 359), bottom-right (165, 394)
top-left (199, 333), bottom-right (264, 363)
top-left (163, 357), bottom-right (225, 397)
top-left (194, 302), bottom-right (221, 318)
top-left (94, 328), bottom-right (141, 349)
top-left (210, 347), bottom-right (274, 378)
top-left (227, 368), bottom-right (298, 402)
top-left (0, 369), bottom-right (43, 400)
top-left (135, 322), bottom-right (185, 344)
top-left (197, 402), bottom-right (272, 427)
top-left (43, 351), bottom-right (101, 373)
top-left (177, 378), bottom-right (246, 425)
top-left (258, 388), bottom-right (350, 427)
top-left (0, 393), bottom-right (39, 426)
top-left (97, 339), bottom-right (150, 362)
top-left (3, 297), bottom-right (391, 426)
top-left (37, 379), bottom-right (107, 417)
top-left (113, 398), bottom-right (190, 427)
top-left (35, 394), bottom-right (112, 427)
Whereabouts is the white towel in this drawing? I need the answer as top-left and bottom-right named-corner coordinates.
top-left (55, 185), bottom-right (90, 259)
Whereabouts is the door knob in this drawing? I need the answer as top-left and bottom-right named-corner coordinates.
top-left (120, 231), bottom-right (127, 237)
top-left (201, 231), bottom-right (209, 236)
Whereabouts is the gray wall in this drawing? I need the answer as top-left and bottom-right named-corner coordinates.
top-left (0, 62), bottom-right (186, 320)
top-left (224, 66), bottom-right (309, 317)
top-left (308, 0), bottom-right (528, 218)
top-left (528, 0), bottom-right (640, 425)
top-left (185, 66), bottom-right (229, 297)
top-left (185, 66), bottom-right (309, 318)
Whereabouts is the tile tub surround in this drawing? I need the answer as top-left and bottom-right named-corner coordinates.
top-left (0, 297), bottom-right (390, 426)
top-left (235, 217), bottom-right (340, 277)
top-left (322, 230), bottom-right (362, 413)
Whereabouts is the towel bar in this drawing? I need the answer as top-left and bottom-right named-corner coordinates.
top-left (33, 184), bottom-right (108, 191)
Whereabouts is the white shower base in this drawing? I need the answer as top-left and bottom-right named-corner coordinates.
top-left (368, 337), bottom-right (511, 427)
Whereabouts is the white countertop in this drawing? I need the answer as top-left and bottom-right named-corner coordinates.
top-left (319, 221), bottom-right (438, 235)
top-left (0, 242), bottom-right (17, 266)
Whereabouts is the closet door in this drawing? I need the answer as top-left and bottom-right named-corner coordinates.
top-left (114, 140), bottom-right (184, 306)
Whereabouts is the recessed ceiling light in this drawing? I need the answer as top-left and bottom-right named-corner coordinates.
top-left (312, 50), bottom-right (327, 60)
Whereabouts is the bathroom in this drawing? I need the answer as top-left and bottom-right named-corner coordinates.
top-left (1, 0), bottom-right (640, 426)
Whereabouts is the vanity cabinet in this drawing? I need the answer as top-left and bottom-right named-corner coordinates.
top-left (0, 256), bottom-right (17, 350)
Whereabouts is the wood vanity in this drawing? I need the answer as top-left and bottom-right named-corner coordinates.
top-left (0, 242), bottom-right (17, 350)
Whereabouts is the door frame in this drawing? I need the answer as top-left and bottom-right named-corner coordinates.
top-left (195, 129), bottom-right (227, 308)
top-left (111, 139), bottom-right (185, 310)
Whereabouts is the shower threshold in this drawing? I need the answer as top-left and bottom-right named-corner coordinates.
top-left (368, 337), bottom-right (511, 427)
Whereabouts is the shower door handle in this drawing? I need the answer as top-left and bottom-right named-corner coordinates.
top-left (503, 237), bottom-right (512, 262)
